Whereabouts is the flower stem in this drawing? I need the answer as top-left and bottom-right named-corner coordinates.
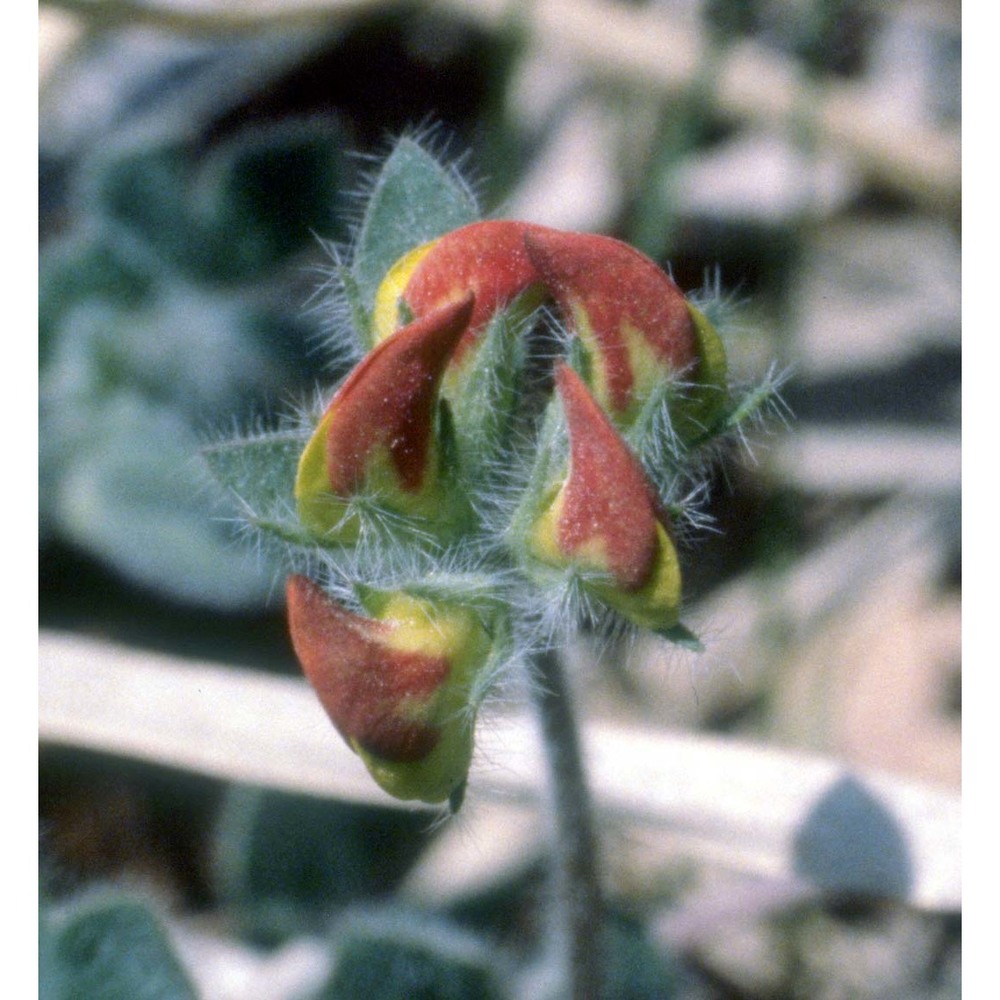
top-left (530, 648), bottom-right (604, 1000)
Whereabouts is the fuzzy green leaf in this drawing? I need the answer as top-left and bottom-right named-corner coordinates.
top-left (351, 137), bottom-right (479, 325)
top-left (203, 429), bottom-right (307, 519)
top-left (202, 429), bottom-right (319, 548)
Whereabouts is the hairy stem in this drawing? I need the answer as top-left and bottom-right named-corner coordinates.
top-left (530, 648), bottom-right (604, 1000)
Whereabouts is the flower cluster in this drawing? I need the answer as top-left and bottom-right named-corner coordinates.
top-left (285, 220), bottom-right (729, 804)
top-left (205, 143), bottom-right (779, 807)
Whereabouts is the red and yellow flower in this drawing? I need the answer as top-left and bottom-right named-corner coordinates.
top-left (527, 363), bottom-right (682, 630)
top-left (295, 294), bottom-right (474, 539)
top-left (523, 228), bottom-right (728, 433)
top-left (288, 218), bottom-right (725, 802)
top-left (372, 222), bottom-right (728, 437)
top-left (372, 220), bottom-right (549, 354)
top-left (286, 575), bottom-right (492, 803)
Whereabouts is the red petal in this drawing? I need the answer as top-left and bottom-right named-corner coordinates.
top-left (401, 220), bottom-right (550, 360)
top-left (325, 294), bottom-right (474, 494)
top-left (554, 364), bottom-right (664, 590)
top-left (286, 575), bottom-right (449, 763)
top-left (524, 229), bottom-right (697, 414)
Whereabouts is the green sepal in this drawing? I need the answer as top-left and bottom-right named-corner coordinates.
top-left (654, 622), bottom-right (703, 651)
top-left (445, 304), bottom-right (531, 482)
top-left (566, 328), bottom-right (594, 385)
top-left (448, 778), bottom-right (467, 815)
top-left (435, 396), bottom-right (462, 496)
top-left (351, 137), bottom-right (479, 339)
top-left (720, 368), bottom-right (789, 435)
top-left (352, 569), bottom-right (508, 626)
top-left (397, 298), bottom-right (416, 325)
top-left (330, 260), bottom-right (373, 357)
top-left (506, 389), bottom-right (568, 556)
top-left (351, 582), bottom-right (394, 619)
top-left (618, 305), bottom-right (731, 468)
top-left (678, 303), bottom-right (729, 437)
top-left (682, 365), bottom-right (790, 452)
top-left (202, 429), bottom-right (316, 546)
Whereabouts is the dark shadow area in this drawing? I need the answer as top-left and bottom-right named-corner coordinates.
top-left (781, 344), bottom-right (961, 427)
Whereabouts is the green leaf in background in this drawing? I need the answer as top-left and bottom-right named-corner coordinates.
top-left (41, 894), bottom-right (196, 1000)
top-left (213, 122), bottom-right (346, 272)
top-left (38, 281), bottom-right (296, 607)
top-left (50, 393), bottom-right (276, 610)
top-left (212, 788), bottom-right (432, 946)
top-left (38, 231), bottom-right (158, 367)
top-left (201, 430), bottom-right (313, 546)
top-left (90, 121), bottom-right (347, 284)
top-left (602, 911), bottom-right (681, 1000)
top-left (350, 136), bottom-right (479, 329)
top-left (41, 281), bottom-right (281, 420)
top-left (314, 907), bottom-right (510, 1000)
top-left (38, 117), bottom-right (351, 608)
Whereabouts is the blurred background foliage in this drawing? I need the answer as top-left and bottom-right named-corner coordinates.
top-left (39, 1), bottom-right (960, 997)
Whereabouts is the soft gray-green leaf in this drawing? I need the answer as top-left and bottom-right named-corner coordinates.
top-left (46, 895), bottom-right (197, 1000)
top-left (202, 429), bottom-right (307, 521)
top-left (53, 394), bottom-right (276, 610)
top-left (351, 137), bottom-right (479, 331)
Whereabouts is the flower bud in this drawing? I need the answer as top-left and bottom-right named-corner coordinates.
top-left (523, 229), bottom-right (727, 433)
top-left (527, 363), bottom-right (682, 630)
top-left (295, 295), bottom-right (474, 539)
top-left (286, 574), bottom-right (492, 803)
